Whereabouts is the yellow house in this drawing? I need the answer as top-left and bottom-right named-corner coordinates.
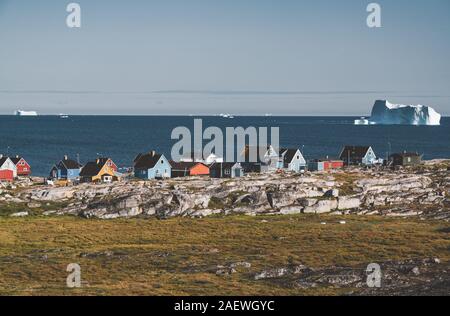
top-left (79, 158), bottom-right (118, 183)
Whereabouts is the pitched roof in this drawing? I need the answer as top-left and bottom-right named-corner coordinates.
top-left (340, 146), bottom-right (371, 160)
top-left (170, 161), bottom-right (205, 170)
top-left (280, 148), bottom-right (299, 163)
top-left (241, 145), bottom-right (273, 162)
top-left (60, 157), bottom-right (82, 169)
top-left (0, 157), bottom-right (9, 166)
top-left (9, 156), bottom-right (24, 165)
top-left (79, 162), bottom-right (102, 177)
top-left (95, 157), bottom-right (116, 168)
top-left (210, 162), bottom-right (240, 170)
top-left (134, 152), bottom-right (164, 169)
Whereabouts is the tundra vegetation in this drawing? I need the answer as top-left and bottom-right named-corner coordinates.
top-left (0, 160), bottom-right (449, 295)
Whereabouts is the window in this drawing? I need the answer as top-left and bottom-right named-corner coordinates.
top-left (224, 169), bottom-right (231, 175)
top-left (161, 160), bottom-right (164, 164)
top-left (407, 157), bottom-right (411, 163)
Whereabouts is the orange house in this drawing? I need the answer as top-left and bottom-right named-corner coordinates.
top-left (170, 161), bottom-right (210, 178)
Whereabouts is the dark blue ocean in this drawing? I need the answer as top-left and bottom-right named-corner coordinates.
top-left (1, 115), bottom-right (449, 176)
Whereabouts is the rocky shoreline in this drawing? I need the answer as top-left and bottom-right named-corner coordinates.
top-left (2, 160), bottom-right (449, 221)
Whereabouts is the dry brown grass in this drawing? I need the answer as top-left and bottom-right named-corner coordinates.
top-left (0, 214), bottom-right (448, 296)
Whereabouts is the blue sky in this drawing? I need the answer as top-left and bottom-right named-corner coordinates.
top-left (0, 0), bottom-right (449, 115)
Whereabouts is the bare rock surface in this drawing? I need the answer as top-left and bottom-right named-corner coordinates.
top-left (4, 164), bottom-right (449, 220)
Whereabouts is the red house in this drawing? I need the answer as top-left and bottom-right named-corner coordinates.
top-left (96, 157), bottom-right (118, 172)
top-left (10, 156), bottom-right (32, 176)
top-left (323, 159), bottom-right (344, 170)
top-left (170, 161), bottom-right (210, 178)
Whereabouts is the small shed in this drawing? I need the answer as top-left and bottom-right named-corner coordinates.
top-left (209, 162), bottom-right (243, 178)
top-left (389, 152), bottom-right (422, 167)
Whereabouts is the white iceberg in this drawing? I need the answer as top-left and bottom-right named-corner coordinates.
top-left (14, 110), bottom-right (38, 116)
top-left (369, 100), bottom-right (441, 126)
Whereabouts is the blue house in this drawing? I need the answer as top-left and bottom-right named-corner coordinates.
top-left (49, 156), bottom-right (82, 181)
top-left (278, 148), bottom-right (307, 172)
top-left (134, 151), bottom-right (171, 179)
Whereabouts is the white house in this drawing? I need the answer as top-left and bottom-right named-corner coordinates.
top-left (0, 155), bottom-right (18, 178)
top-left (278, 148), bottom-right (307, 172)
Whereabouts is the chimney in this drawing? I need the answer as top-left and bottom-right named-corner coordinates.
top-left (96, 158), bottom-right (100, 164)
top-left (16, 155), bottom-right (19, 158)
top-left (64, 155), bottom-right (68, 160)
top-left (0, 154), bottom-right (3, 159)
top-left (150, 150), bottom-right (156, 157)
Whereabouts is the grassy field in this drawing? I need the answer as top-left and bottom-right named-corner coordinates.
top-left (0, 214), bottom-right (449, 296)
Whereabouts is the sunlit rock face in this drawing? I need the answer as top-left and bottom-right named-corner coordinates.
top-left (370, 100), bottom-right (441, 126)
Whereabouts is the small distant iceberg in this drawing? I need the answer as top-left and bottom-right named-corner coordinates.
top-left (354, 117), bottom-right (375, 125)
top-left (14, 110), bottom-right (38, 116)
top-left (219, 113), bottom-right (234, 119)
top-left (59, 113), bottom-right (69, 119)
top-left (355, 100), bottom-right (441, 126)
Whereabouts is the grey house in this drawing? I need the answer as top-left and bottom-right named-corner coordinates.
top-left (389, 152), bottom-right (422, 167)
top-left (209, 162), bottom-right (244, 178)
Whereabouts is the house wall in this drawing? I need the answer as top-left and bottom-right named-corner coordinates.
top-left (0, 159), bottom-right (17, 178)
top-left (0, 170), bottom-right (14, 181)
top-left (231, 166), bottom-right (243, 178)
top-left (308, 161), bottom-right (325, 171)
top-left (362, 148), bottom-right (377, 165)
top-left (288, 150), bottom-right (307, 172)
top-left (137, 155), bottom-right (171, 179)
top-left (16, 159), bottom-right (31, 176)
top-left (190, 164), bottom-right (209, 176)
top-left (91, 165), bottom-right (116, 182)
top-left (66, 169), bottom-right (81, 180)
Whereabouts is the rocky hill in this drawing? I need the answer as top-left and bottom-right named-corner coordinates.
top-left (3, 160), bottom-right (449, 221)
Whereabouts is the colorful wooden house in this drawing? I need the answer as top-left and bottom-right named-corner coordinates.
top-left (278, 148), bottom-right (307, 172)
top-left (134, 151), bottom-right (171, 179)
top-left (80, 158), bottom-right (119, 183)
top-left (209, 162), bottom-right (244, 178)
top-left (339, 146), bottom-right (378, 166)
top-left (49, 156), bottom-right (82, 181)
top-left (0, 156), bottom-right (17, 181)
top-left (9, 156), bottom-right (31, 176)
top-left (170, 161), bottom-right (210, 178)
top-left (308, 157), bottom-right (344, 171)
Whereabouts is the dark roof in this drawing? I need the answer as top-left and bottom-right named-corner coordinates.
top-left (60, 158), bottom-right (82, 169)
top-left (210, 162), bottom-right (240, 170)
top-left (0, 157), bottom-right (8, 166)
top-left (170, 161), bottom-right (206, 170)
top-left (280, 148), bottom-right (299, 163)
top-left (134, 152), bottom-right (164, 169)
top-left (133, 153), bottom-right (142, 163)
top-left (80, 162), bottom-right (102, 177)
top-left (9, 156), bottom-right (23, 165)
top-left (242, 145), bottom-right (273, 162)
top-left (313, 157), bottom-right (343, 162)
top-left (94, 157), bottom-right (116, 168)
top-left (340, 146), bottom-right (371, 160)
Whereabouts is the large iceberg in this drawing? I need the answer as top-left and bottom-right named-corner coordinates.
top-left (369, 100), bottom-right (441, 126)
